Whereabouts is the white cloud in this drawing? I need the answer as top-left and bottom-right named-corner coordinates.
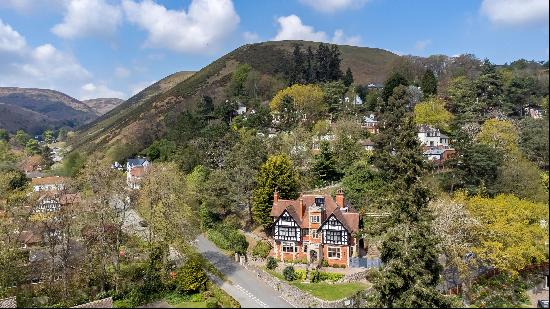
top-left (272, 15), bottom-right (360, 45)
top-left (80, 82), bottom-right (126, 100)
top-left (273, 15), bottom-right (327, 41)
top-left (243, 31), bottom-right (260, 43)
top-left (415, 39), bottom-right (431, 51)
top-left (115, 66), bottom-right (131, 78)
top-left (52, 0), bottom-right (123, 39)
top-left (0, 0), bottom-right (64, 13)
top-left (122, 0), bottom-right (239, 53)
top-left (129, 80), bottom-right (154, 96)
top-left (331, 29), bottom-right (360, 46)
top-left (0, 20), bottom-right (127, 100)
top-left (0, 18), bottom-right (26, 53)
top-left (17, 44), bottom-right (91, 83)
top-left (481, 0), bottom-right (549, 26)
top-left (300, 0), bottom-right (368, 13)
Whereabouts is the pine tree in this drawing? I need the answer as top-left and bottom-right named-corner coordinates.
top-left (328, 44), bottom-right (343, 81)
top-left (252, 155), bottom-right (299, 228)
top-left (312, 141), bottom-right (341, 186)
top-left (421, 69), bottom-right (437, 96)
top-left (290, 44), bottom-right (305, 85)
top-left (315, 43), bottom-right (331, 82)
top-left (304, 46), bottom-right (316, 83)
top-left (382, 72), bottom-right (409, 103)
top-left (343, 67), bottom-right (354, 87)
top-left (369, 85), bottom-right (451, 308)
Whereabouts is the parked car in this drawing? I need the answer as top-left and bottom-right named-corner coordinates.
top-left (538, 300), bottom-right (549, 308)
top-left (139, 220), bottom-right (148, 227)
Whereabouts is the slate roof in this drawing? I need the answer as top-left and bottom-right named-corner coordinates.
top-left (127, 158), bottom-right (148, 167)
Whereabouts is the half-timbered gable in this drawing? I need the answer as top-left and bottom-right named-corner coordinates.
top-left (269, 189), bottom-right (360, 267)
top-left (319, 214), bottom-right (349, 245)
top-left (273, 210), bottom-right (301, 242)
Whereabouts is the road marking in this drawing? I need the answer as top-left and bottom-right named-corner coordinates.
top-left (235, 284), bottom-right (269, 308)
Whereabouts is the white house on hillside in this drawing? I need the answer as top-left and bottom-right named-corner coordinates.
top-left (126, 158), bottom-right (150, 189)
top-left (417, 125), bottom-right (449, 148)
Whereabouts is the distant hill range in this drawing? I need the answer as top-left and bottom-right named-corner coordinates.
top-left (0, 87), bottom-right (123, 134)
top-left (82, 98), bottom-right (125, 116)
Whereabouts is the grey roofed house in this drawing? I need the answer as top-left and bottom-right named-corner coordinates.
top-left (126, 158), bottom-right (150, 170)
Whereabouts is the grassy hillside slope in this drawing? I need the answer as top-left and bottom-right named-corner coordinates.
top-left (70, 41), bottom-right (400, 156)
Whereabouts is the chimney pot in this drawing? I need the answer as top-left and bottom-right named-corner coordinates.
top-left (274, 190), bottom-right (279, 203)
top-left (336, 189), bottom-right (345, 208)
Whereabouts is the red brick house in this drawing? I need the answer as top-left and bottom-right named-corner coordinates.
top-left (269, 190), bottom-right (360, 268)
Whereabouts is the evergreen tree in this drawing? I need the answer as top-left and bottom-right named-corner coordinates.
top-left (382, 72), bottom-right (409, 103)
top-left (24, 139), bottom-right (41, 155)
top-left (421, 69), bottom-right (437, 96)
top-left (369, 85), bottom-right (451, 307)
top-left (0, 129), bottom-right (8, 142)
top-left (252, 155), bottom-right (299, 228)
top-left (315, 43), bottom-right (331, 82)
top-left (475, 59), bottom-right (504, 112)
top-left (328, 44), bottom-right (343, 81)
top-left (290, 44), bottom-right (305, 84)
top-left (343, 67), bottom-right (354, 87)
top-left (312, 141), bottom-right (341, 186)
top-left (304, 46), bottom-right (316, 83)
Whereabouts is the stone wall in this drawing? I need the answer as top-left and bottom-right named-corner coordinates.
top-left (242, 262), bottom-right (357, 308)
top-left (339, 269), bottom-right (372, 283)
top-left (0, 297), bottom-right (16, 308)
top-left (72, 297), bottom-right (113, 308)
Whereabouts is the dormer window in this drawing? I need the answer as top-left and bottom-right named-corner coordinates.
top-left (315, 197), bottom-right (324, 206)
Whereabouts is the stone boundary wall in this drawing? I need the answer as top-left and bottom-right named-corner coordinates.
top-left (0, 297), bottom-right (16, 308)
top-left (72, 297), bottom-right (113, 308)
top-left (242, 262), bottom-right (356, 308)
top-left (339, 269), bottom-right (372, 283)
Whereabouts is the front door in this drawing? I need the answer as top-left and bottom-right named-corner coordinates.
top-left (309, 249), bottom-right (318, 263)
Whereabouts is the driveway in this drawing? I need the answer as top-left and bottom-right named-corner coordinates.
top-left (195, 235), bottom-right (293, 308)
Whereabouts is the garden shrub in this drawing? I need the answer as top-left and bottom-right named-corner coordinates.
top-left (295, 269), bottom-right (306, 281)
top-left (321, 260), bottom-right (329, 267)
top-left (283, 266), bottom-right (296, 281)
top-left (207, 224), bottom-right (249, 255)
top-left (252, 241), bottom-right (272, 258)
top-left (206, 297), bottom-right (219, 308)
top-left (176, 257), bottom-right (208, 294)
top-left (310, 270), bottom-right (321, 283)
top-left (319, 272), bottom-right (344, 282)
top-left (266, 256), bottom-right (278, 270)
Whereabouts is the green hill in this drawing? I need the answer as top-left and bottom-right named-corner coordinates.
top-left (69, 41), bottom-right (401, 156)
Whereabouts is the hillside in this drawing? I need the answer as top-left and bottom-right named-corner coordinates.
top-left (70, 41), bottom-right (402, 156)
top-left (0, 87), bottom-right (96, 134)
top-left (82, 98), bottom-right (125, 116)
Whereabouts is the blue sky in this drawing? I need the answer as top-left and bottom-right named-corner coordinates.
top-left (0, 0), bottom-right (548, 100)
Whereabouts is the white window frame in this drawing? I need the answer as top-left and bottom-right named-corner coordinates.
top-left (311, 229), bottom-right (319, 239)
top-left (282, 242), bottom-right (296, 253)
top-left (310, 215), bottom-right (320, 223)
top-left (327, 247), bottom-right (341, 259)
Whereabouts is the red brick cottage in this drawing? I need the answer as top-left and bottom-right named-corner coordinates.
top-left (269, 190), bottom-right (360, 268)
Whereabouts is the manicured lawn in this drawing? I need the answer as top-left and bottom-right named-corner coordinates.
top-left (292, 281), bottom-right (368, 301)
top-left (263, 267), bottom-right (368, 301)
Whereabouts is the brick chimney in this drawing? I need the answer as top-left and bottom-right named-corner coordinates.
top-left (299, 197), bottom-right (305, 217)
top-left (274, 190), bottom-right (279, 203)
top-left (336, 189), bottom-right (345, 208)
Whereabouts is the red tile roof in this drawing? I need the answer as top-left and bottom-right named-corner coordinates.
top-left (31, 176), bottom-right (66, 186)
top-left (130, 166), bottom-right (145, 177)
top-left (271, 193), bottom-right (359, 233)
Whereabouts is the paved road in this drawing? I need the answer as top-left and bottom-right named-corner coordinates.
top-left (195, 235), bottom-right (294, 308)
